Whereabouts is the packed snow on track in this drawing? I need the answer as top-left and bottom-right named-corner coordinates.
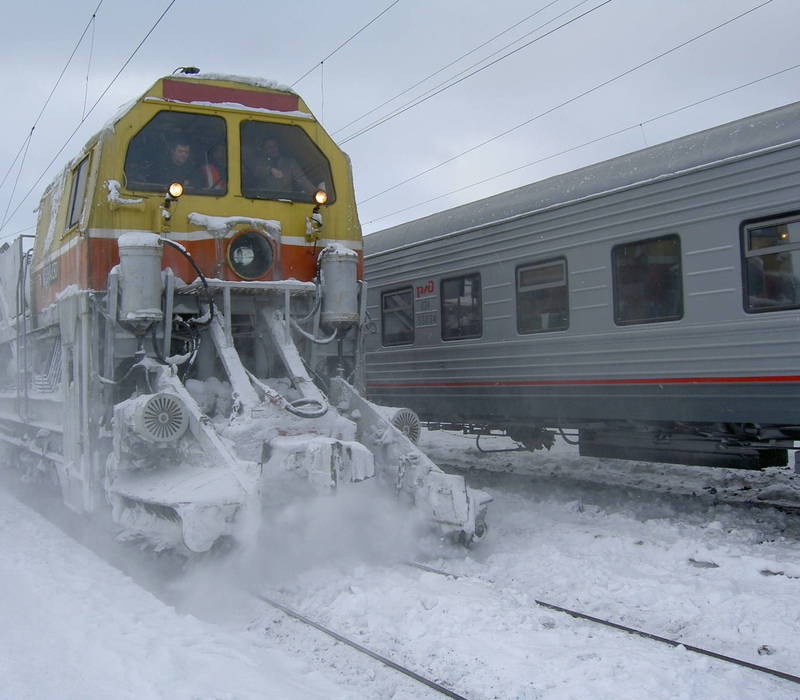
top-left (2, 430), bottom-right (800, 699)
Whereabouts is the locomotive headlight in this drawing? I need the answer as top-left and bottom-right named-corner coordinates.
top-left (232, 245), bottom-right (255, 266)
top-left (314, 189), bottom-right (328, 206)
top-left (168, 182), bottom-right (184, 198)
top-left (227, 230), bottom-right (273, 279)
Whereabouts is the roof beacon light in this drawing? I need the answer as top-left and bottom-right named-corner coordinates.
top-left (168, 182), bottom-right (184, 199)
top-left (314, 189), bottom-right (329, 206)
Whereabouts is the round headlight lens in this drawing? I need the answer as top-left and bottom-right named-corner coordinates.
top-left (168, 182), bottom-right (184, 198)
top-left (227, 231), bottom-right (273, 279)
top-left (314, 189), bottom-right (328, 205)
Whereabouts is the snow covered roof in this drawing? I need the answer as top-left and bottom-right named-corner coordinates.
top-left (365, 99), bottom-right (800, 256)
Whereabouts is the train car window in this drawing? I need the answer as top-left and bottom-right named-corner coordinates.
top-left (240, 122), bottom-right (336, 204)
top-left (612, 235), bottom-right (683, 325)
top-left (381, 287), bottom-right (414, 346)
top-left (124, 111), bottom-right (227, 195)
top-left (66, 155), bottom-right (90, 230)
top-left (516, 258), bottom-right (569, 333)
top-left (743, 215), bottom-right (800, 312)
top-left (441, 273), bottom-right (482, 340)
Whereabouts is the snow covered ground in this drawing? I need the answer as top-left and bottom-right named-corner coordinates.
top-left (2, 431), bottom-right (800, 699)
top-left (0, 483), bottom-right (355, 700)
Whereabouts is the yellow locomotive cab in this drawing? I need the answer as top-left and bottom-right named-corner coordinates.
top-left (32, 74), bottom-right (363, 311)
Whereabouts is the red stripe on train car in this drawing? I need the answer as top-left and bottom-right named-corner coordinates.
top-left (162, 80), bottom-right (299, 112)
top-left (368, 376), bottom-right (800, 387)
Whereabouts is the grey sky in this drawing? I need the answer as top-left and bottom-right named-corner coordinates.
top-left (0, 0), bottom-right (797, 238)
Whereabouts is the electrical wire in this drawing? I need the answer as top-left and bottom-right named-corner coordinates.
top-left (357, 0), bottom-right (776, 207)
top-left (82, 10), bottom-right (98, 119)
top-left (363, 60), bottom-right (800, 226)
top-left (2, 225), bottom-right (36, 239)
top-left (291, 0), bottom-right (401, 87)
top-left (0, 0), bottom-right (177, 235)
top-left (0, 134), bottom-right (34, 230)
top-left (340, 0), bottom-right (612, 145)
top-left (331, 0), bottom-right (567, 136)
top-left (0, 0), bottom-right (104, 196)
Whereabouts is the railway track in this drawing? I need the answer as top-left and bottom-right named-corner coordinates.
top-left (241, 547), bottom-right (800, 700)
top-left (253, 590), bottom-right (471, 699)
top-left (249, 554), bottom-right (800, 699)
top-left (211, 455), bottom-right (800, 697)
top-left (403, 561), bottom-right (800, 689)
top-left (5, 442), bottom-right (800, 698)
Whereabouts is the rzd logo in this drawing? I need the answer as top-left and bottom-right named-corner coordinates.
top-left (415, 280), bottom-right (435, 298)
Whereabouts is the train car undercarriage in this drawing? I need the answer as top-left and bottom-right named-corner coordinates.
top-left (425, 420), bottom-right (795, 470)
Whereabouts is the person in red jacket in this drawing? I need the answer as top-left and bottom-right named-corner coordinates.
top-left (199, 142), bottom-right (227, 191)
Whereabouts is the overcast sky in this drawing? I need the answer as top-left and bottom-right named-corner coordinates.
top-left (0, 0), bottom-right (797, 239)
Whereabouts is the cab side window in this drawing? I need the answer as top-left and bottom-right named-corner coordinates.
top-left (66, 155), bottom-right (90, 230)
top-left (613, 235), bottom-right (683, 325)
top-left (441, 273), bottom-right (482, 340)
top-left (743, 215), bottom-right (800, 312)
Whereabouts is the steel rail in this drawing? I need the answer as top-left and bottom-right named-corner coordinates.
top-left (252, 591), bottom-right (470, 700)
top-left (405, 562), bottom-right (800, 687)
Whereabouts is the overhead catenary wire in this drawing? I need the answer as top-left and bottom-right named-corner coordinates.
top-left (82, 10), bottom-right (98, 119)
top-left (290, 0), bottom-right (401, 88)
top-left (340, 0), bottom-right (614, 145)
top-left (366, 62), bottom-right (800, 224)
top-left (0, 0), bottom-right (105, 197)
top-left (363, 60), bottom-right (800, 226)
top-left (0, 0), bottom-right (177, 236)
top-left (2, 225), bottom-right (36, 239)
top-left (356, 0), bottom-right (776, 207)
top-left (331, 0), bottom-right (568, 136)
top-left (0, 134), bottom-right (34, 231)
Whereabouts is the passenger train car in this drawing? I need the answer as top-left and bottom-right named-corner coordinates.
top-left (0, 73), bottom-right (488, 551)
top-left (364, 101), bottom-right (800, 470)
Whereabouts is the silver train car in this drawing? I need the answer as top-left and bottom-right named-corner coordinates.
top-left (364, 101), bottom-right (800, 469)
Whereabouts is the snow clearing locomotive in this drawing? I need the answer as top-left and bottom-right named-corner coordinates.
top-left (0, 73), bottom-right (489, 552)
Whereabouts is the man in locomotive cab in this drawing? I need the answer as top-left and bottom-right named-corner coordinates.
top-left (250, 135), bottom-right (314, 197)
top-left (155, 135), bottom-right (196, 190)
top-left (199, 142), bottom-right (227, 191)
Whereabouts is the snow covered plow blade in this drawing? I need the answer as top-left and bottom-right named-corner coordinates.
top-left (330, 378), bottom-right (490, 542)
top-left (101, 264), bottom-right (490, 552)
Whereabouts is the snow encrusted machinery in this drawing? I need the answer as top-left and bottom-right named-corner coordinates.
top-left (0, 73), bottom-right (489, 552)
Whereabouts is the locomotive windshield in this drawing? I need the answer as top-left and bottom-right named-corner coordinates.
top-left (124, 110), bottom-right (227, 195)
top-left (240, 121), bottom-right (335, 203)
